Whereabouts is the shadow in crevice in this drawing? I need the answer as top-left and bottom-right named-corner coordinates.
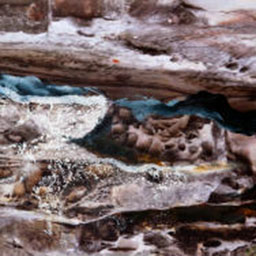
top-left (73, 91), bottom-right (256, 165)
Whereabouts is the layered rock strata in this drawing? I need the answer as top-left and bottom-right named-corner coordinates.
top-left (0, 90), bottom-right (255, 255)
top-left (1, 1), bottom-right (256, 111)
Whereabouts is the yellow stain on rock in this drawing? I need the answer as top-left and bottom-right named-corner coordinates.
top-left (191, 162), bottom-right (233, 174)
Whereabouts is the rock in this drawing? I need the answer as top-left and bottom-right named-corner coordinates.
top-left (135, 132), bottom-right (153, 152)
top-left (0, 95), bottom-right (254, 255)
top-left (26, 0), bottom-right (48, 22)
top-left (118, 107), bottom-right (133, 123)
top-left (53, 0), bottom-right (101, 19)
top-left (144, 231), bottom-right (174, 248)
top-left (149, 137), bottom-right (164, 156)
top-left (0, 0), bottom-right (49, 33)
top-left (111, 123), bottom-right (126, 134)
top-left (227, 132), bottom-right (256, 174)
top-left (38, 186), bottom-right (47, 196)
top-left (4, 119), bottom-right (42, 144)
top-left (2, 0), bottom-right (256, 254)
top-left (66, 186), bottom-right (87, 203)
top-left (24, 169), bottom-right (43, 193)
top-left (127, 132), bottom-right (138, 146)
top-left (2, 1), bottom-right (256, 110)
top-left (82, 104), bottom-right (227, 165)
top-left (0, 169), bottom-right (12, 179)
top-left (129, 0), bottom-right (197, 25)
top-left (13, 182), bottom-right (26, 198)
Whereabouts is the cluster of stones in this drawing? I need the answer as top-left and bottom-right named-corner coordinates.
top-left (107, 105), bottom-right (227, 165)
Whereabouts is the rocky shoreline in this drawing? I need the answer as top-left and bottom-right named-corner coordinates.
top-left (0, 77), bottom-right (255, 255)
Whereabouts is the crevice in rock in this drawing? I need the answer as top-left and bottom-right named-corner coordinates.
top-left (73, 91), bottom-right (256, 165)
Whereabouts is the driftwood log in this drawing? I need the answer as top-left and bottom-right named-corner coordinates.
top-left (0, 0), bottom-right (256, 111)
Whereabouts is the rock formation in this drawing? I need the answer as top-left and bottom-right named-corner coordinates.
top-left (1, 0), bottom-right (256, 255)
top-left (80, 104), bottom-right (227, 165)
top-left (0, 76), bottom-right (254, 254)
top-left (0, 0), bottom-right (49, 33)
top-left (0, 0), bottom-right (256, 110)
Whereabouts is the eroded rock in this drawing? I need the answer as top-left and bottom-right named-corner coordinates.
top-left (82, 104), bottom-right (227, 165)
top-left (0, 0), bottom-right (49, 33)
top-left (0, 88), bottom-right (255, 255)
top-left (53, 0), bottom-right (101, 19)
top-left (227, 132), bottom-right (256, 175)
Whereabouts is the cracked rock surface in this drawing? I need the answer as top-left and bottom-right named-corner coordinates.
top-left (1, 0), bottom-right (256, 111)
top-left (1, 0), bottom-right (256, 255)
top-left (0, 93), bottom-right (255, 255)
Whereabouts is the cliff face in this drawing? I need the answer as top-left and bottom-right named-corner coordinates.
top-left (0, 0), bottom-right (256, 110)
top-left (0, 74), bottom-right (255, 256)
top-left (1, 1), bottom-right (256, 256)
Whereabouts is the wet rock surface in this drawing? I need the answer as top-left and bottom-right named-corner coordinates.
top-left (81, 104), bottom-right (227, 165)
top-left (0, 92), bottom-right (255, 255)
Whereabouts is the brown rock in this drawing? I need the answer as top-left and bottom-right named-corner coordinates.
top-left (13, 182), bottom-right (26, 198)
top-left (0, 169), bottom-right (12, 179)
top-left (0, 0), bottom-right (49, 33)
top-left (53, 0), bottom-right (101, 19)
top-left (38, 186), bottom-right (47, 196)
top-left (105, 104), bottom-right (227, 165)
top-left (5, 119), bottom-right (42, 144)
top-left (24, 169), bottom-right (43, 193)
top-left (27, 0), bottom-right (48, 21)
top-left (18, 220), bottom-right (61, 251)
top-left (127, 132), bottom-right (138, 147)
top-left (144, 231), bottom-right (173, 248)
top-left (111, 123), bottom-right (126, 134)
top-left (66, 186), bottom-right (87, 203)
top-left (135, 133), bottom-right (153, 152)
top-left (227, 132), bottom-right (256, 174)
top-left (129, 0), bottom-right (197, 25)
top-left (86, 163), bottom-right (114, 178)
top-left (149, 137), bottom-right (164, 156)
top-left (118, 107), bottom-right (133, 123)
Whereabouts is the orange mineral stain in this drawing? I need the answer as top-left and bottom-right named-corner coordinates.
top-left (112, 59), bottom-right (120, 64)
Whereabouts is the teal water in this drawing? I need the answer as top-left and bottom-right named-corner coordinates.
top-left (0, 73), bottom-right (255, 136)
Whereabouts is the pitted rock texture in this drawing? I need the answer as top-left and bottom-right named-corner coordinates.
top-left (0, 96), bottom-right (255, 255)
top-left (83, 105), bottom-right (227, 165)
